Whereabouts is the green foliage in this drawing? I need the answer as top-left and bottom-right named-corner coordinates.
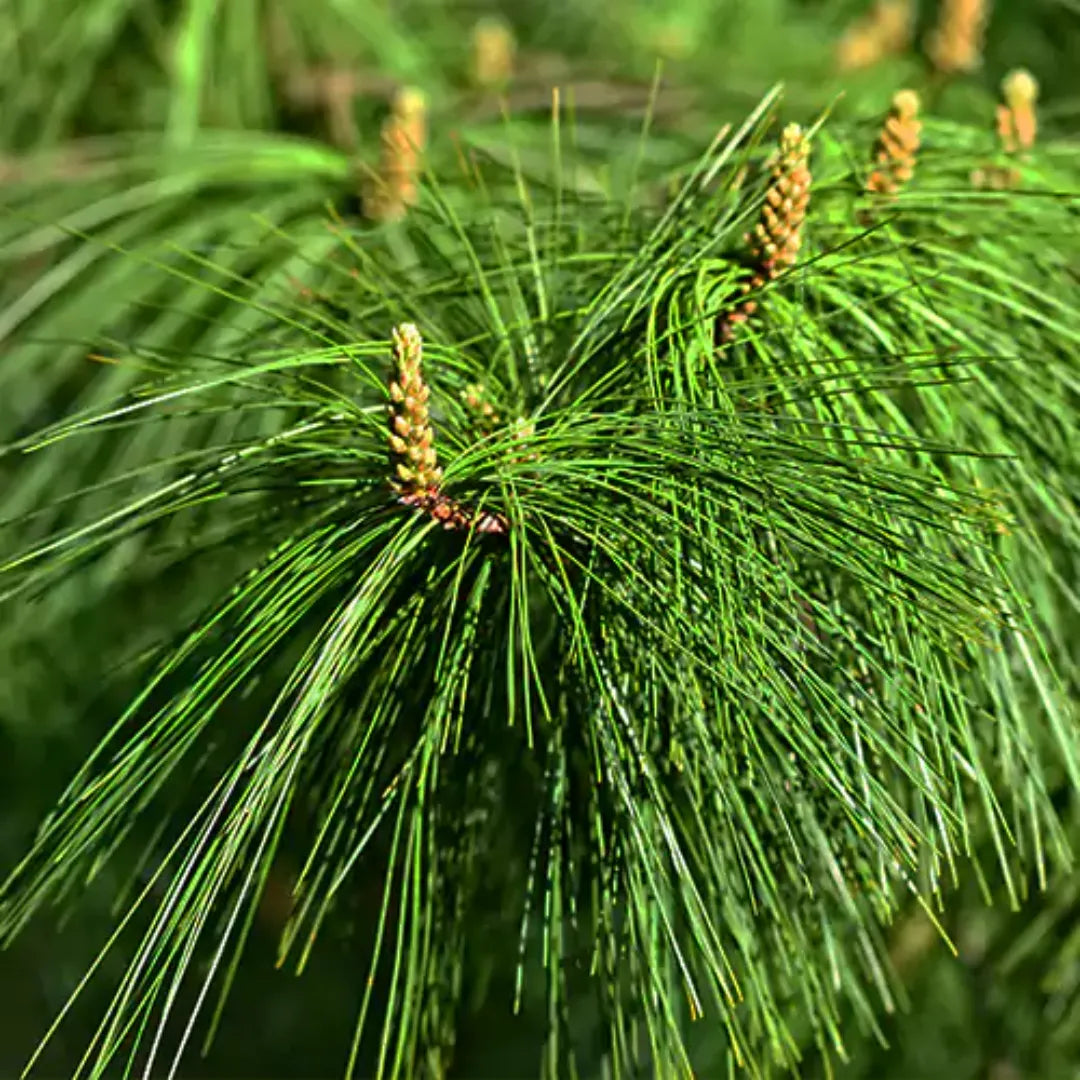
top-left (1, 2), bottom-right (1080, 1078)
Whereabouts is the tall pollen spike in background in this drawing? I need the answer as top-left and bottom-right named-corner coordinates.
top-left (867, 89), bottom-right (922, 195)
top-left (836, 0), bottom-right (915, 72)
top-left (388, 322), bottom-right (442, 499)
top-left (470, 17), bottom-right (516, 91)
top-left (998, 68), bottom-right (1039, 154)
top-left (926, 0), bottom-right (989, 74)
top-left (364, 86), bottom-right (428, 223)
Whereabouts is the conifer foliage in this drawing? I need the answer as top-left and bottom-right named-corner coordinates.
top-left (1, 2), bottom-right (1079, 1078)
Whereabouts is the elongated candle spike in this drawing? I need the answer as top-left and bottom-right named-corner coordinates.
top-left (926, 0), bottom-right (989, 74)
top-left (470, 17), bottom-right (515, 90)
top-left (365, 87), bottom-right (428, 223)
top-left (747, 123), bottom-right (813, 278)
top-left (387, 326), bottom-right (509, 535)
top-left (973, 68), bottom-right (1039, 190)
top-left (867, 89), bottom-right (922, 196)
top-left (837, 0), bottom-right (915, 72)
top-left (388, 323), bottom-right (442, 496)
top-left (998, 68), bottom-right (1038, 153)
top-left (719, 124), bottom-right (813, 340)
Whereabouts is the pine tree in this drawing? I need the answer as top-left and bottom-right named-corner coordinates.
top-left (1, 2), bottom-right (1079, 1077)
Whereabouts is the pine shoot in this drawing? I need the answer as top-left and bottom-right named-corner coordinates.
top-left (388, 323), bottom-right (442, 498)
top-left (388, 325), bottom-right (508, 534)
top-left (973, 68), bottom-right (1038, 190)
top-left (365, 87), bottom-right (428, 223)
top-left (836, 0), bottom-right (915, 72)
top-left (926, 0), bottom-right (990, 74)
top-left (470, 17), bottom-right (516, 90)
top-left (721, 123), bottom-right (812, 339)
top-left (998, 68), bottom-right (1039, 153)
top-left (867, 89), bottom-right (922, 196)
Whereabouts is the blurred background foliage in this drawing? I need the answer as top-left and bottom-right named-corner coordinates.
top-left (1, 0), bottom-right (1079, 1077)
top-left (1, 0), bottom-right (1078, 150)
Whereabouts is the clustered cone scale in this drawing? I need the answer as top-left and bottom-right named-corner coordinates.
top-left (836, 0), bottom-right (914, 71)
top-left (719, 122), bottom-right (811, 341)
top-left (998, 68), bottom-right (1039, 154)
top-left (749, 123), bottom-right (812, 275)
top-left (388, 322), bottom-right (442, 496)
top-left (365, 87), bottom-right (428, 223)
top-left (867, 89), bottom-right (922, 196)
top-left (388, 323), bottom-right (507, 535)
top-left (926, 0), bottom-right (988, 73)
top-left (973, 68), bottom-right (1040, 190)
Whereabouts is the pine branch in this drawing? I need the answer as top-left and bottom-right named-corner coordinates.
top-left (1, 67), bottom-right (1079, 1080)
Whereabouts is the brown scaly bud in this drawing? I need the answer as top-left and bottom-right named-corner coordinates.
top-left (867, 89), bottom-right (922, 195)
top-left (388, 323), bottom-right (442, 497)
top-left (837, 0), bottom-right (915, 72)
top-left (925, 0), bottom-right (989, 75)
top-left (470, 17), bottom-right (516, 90)
top-left (997, 68), bottom-right (1038, 153)
top-left (719, 124), bottom-right (812, 341)
top-left (461, 382), bottom-right (501, 436)
top-left (365, 87), bottom-right (427, 224)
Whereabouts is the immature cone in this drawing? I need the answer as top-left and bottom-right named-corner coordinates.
top-left (837, 0), bottom-right (915, 71)
top-left (461, 382), bottom-right (501, 437)
top-left (747, 123), bottom-right (813, 278)
top-left (388, 323), bottom-right (442, 497)
top-left (867, 89), bottom-right (922, 195)
top-left (365, 87), bottom-right (428, 223)
top-left (720, 124), bottom-right (812, 339)
top-left (997, 68), bottom-right (1038, 153)
top-left (973, 69), bottom-right (1038, 190)
top-left (925, 0), bottom-right (989, 74)
top-left (470, 17), bottom-right (516, 90)
top-left (387, 327), bottom-right (509, 535)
